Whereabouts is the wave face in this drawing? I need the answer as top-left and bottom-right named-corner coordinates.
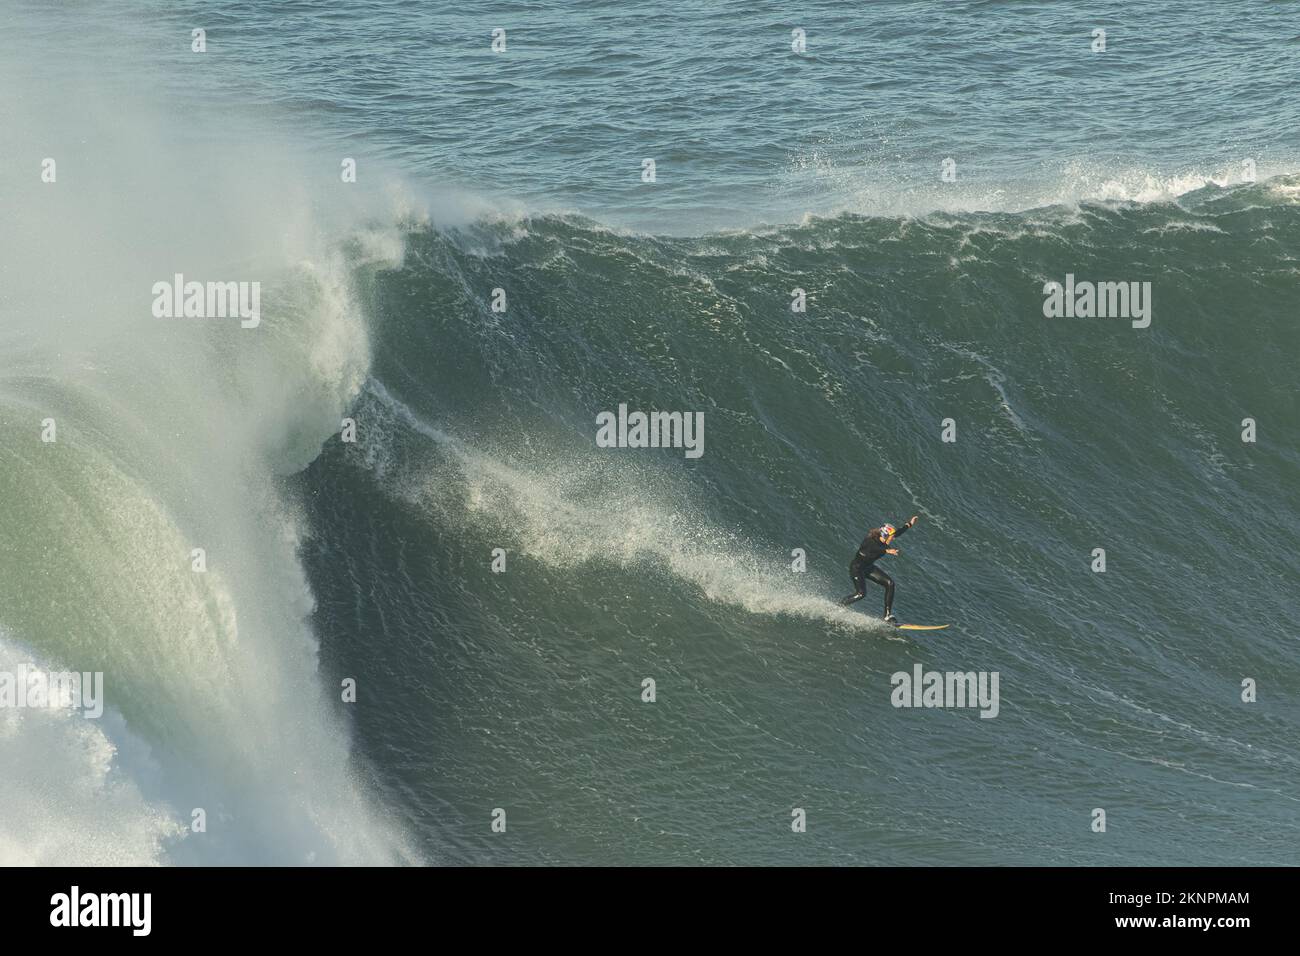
top-left (296, 181), bottom-right (1300, 864)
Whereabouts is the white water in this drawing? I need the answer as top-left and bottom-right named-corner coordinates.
top-left (0, 42), bottom-right (419, 865)
top-left (357, 380), bottom-right (887, 635)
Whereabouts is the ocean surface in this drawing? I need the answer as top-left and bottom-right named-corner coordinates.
top-left (0, 0), bottom-right (1297, 865)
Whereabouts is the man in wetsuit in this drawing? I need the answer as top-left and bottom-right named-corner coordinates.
top-left (838, 515), bottom-right (919, 623)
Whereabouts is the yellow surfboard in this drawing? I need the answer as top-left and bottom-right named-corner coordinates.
top-left (896, 623), bottom-right (950, 631)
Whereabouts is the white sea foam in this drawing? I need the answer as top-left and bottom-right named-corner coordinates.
top-left (0, 41), bottom-right (417, 865)
top-left (784, 150), bottom-right (1300, 221)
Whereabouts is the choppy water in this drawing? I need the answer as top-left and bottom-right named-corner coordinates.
top-left (0, 0), bottom-right (1296, 865)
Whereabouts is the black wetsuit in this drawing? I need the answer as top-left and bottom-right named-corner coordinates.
top-left (839, 521), bottom-right (911, 616)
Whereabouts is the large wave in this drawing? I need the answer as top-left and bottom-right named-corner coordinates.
top-left (324, 175), bottom-right (1300, 653)
top-left (0, 53), bottom-right (420, 865)
top-left (283, 173), bottom-right (1300, 864)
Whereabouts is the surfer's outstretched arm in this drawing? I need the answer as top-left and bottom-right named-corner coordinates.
top-left (893, 515), bottom-right (919, 538)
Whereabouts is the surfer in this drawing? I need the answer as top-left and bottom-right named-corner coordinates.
top-left (838, 515), bottom-right (919, 623)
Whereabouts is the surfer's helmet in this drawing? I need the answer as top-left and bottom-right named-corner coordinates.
top-left (880, 524), bottom-right (897, 540)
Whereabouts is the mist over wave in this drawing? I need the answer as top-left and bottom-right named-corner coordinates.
top-left (0, 42), bottom-right (420, 865)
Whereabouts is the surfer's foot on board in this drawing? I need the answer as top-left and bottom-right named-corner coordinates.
top-left (883, 614), bottom-right (898, 626)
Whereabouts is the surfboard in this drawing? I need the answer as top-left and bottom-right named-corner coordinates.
top-left (896, 623), bottom-right (950, 631)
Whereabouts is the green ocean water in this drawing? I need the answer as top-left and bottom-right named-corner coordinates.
top-left (0, 0), bottom-right (1296, 864)
top-left (299, 190), bottom-right (1300, 864)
